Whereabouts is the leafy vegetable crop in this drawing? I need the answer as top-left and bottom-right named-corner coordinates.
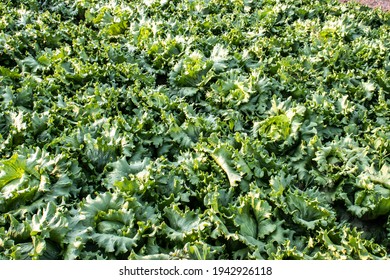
top-left (0, 0), bottom-right (389, 260)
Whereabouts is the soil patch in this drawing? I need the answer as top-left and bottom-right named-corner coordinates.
top-left (339, 0), bottom-right (390, 11)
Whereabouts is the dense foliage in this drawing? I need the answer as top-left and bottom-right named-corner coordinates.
top-left (0, 0), bottom-right (389, 260)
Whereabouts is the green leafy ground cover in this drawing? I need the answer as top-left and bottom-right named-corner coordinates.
top-left (0, 0), bottom-right (389, 260)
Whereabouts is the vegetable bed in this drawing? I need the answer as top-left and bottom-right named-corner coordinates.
top-left (0, 0), bottom-right (389, 260)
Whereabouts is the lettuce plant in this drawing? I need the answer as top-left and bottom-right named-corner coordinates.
top-left (0, 0), bottom-right (389, 259)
